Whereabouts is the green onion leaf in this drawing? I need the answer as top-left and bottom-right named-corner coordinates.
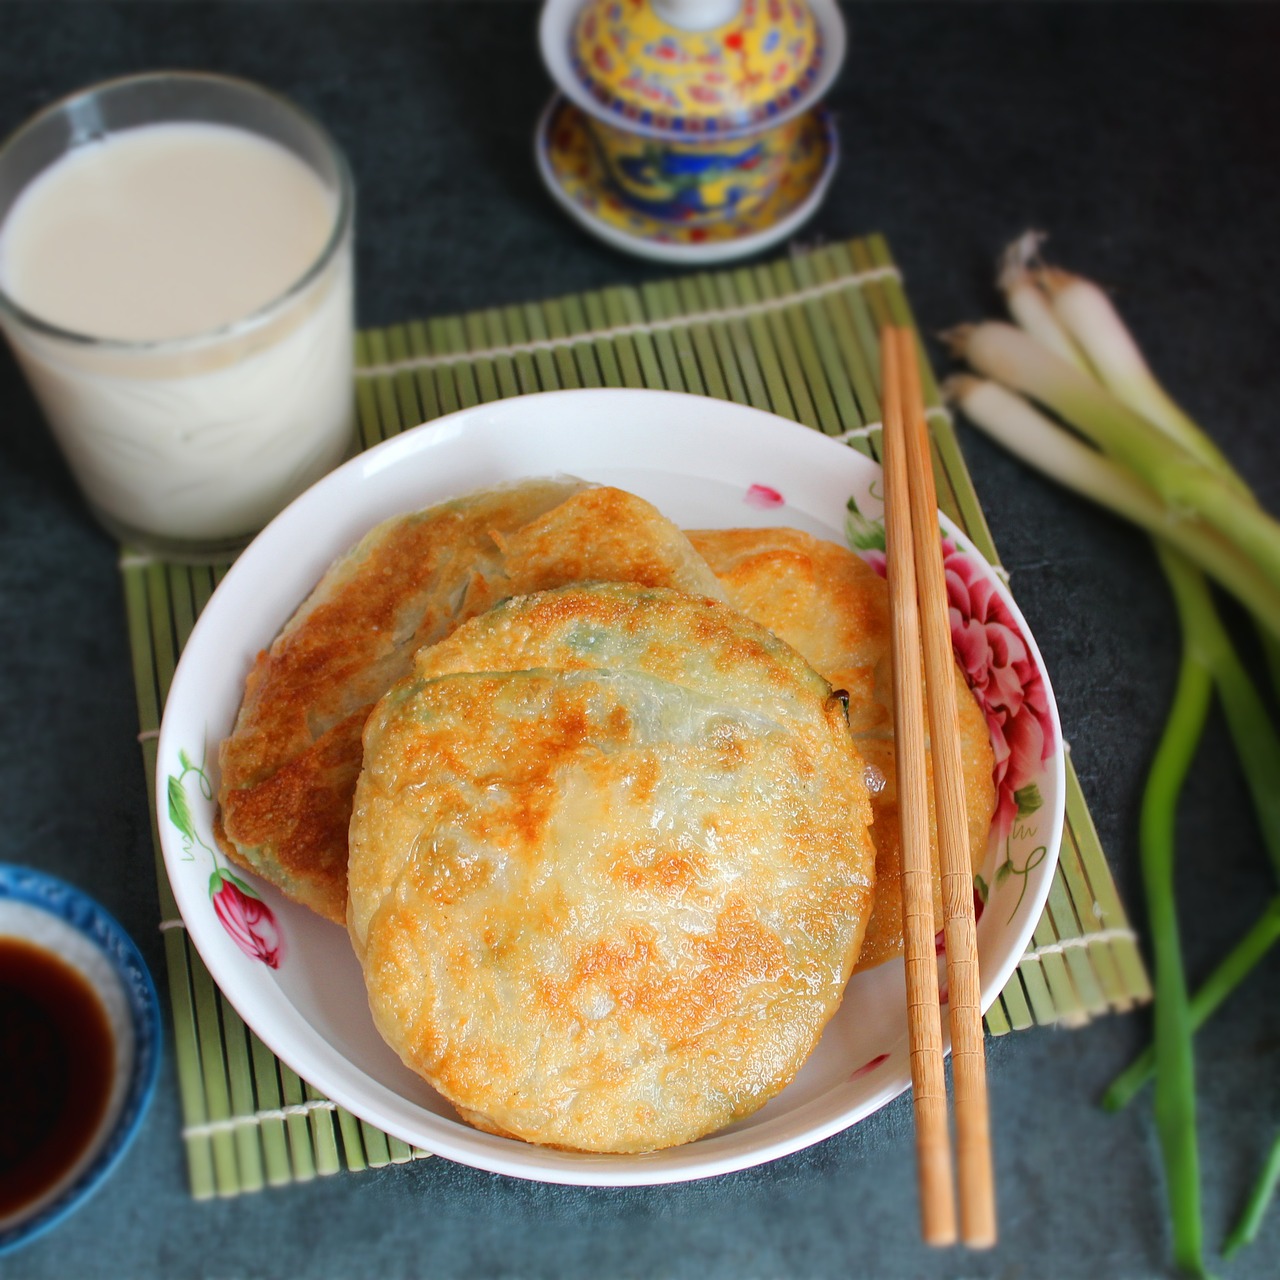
top-left (1142, 545), bottom-right (1214, 1279)
top-left (1224, 1130), bottom-right (1280, 1259)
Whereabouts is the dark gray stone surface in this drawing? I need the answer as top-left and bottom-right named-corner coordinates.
top-left (0, 3), bottom-right (1277, 1277)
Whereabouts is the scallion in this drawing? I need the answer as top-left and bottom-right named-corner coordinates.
top-left (946, 234), bottom-right (1280, 1271)
top-left (1102, 897), bottom-right (1280, 1112)
top-left (946, 323), bottom-right (1275, 580)
top-left (996, 232), bottom-right (1092, 373)
top-left (944, 375), bottom-right (1280, 640)
top-left (1031, 263), bottom-right (1242, 483)
top-left (1225, 1132), bottom-right (1280, 1259)
top-left (1144, 545), bottom-right (1214, 1280)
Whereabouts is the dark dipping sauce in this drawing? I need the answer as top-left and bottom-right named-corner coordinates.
top-left (0, 937), bottom-right (115, 1218)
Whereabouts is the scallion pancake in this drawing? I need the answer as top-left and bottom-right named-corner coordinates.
top-left (687, 527), bottom-right (996, 972)
top-left (347, 583), bottom-right (876, 1153)
top-left (215, 480), bottom-right (727, 924)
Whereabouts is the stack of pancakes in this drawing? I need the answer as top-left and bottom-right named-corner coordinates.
top-left (215, 479), bottom-right (994, 1153)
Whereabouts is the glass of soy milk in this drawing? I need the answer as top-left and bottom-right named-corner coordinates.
top-left (0, 72), bottom-right (356, 560)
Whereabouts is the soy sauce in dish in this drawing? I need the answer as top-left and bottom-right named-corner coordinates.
top-left (0, 937), bottom-right (115, 1218)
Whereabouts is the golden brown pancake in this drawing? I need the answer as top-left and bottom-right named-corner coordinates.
top-left (347, 583), bottom-right (876, 1153)
top-left (216, 480), bottom-right (727, 923)
top-left (686, 527), bottom-right (996, 971)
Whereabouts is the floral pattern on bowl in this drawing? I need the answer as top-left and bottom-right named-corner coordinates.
top-left (846, 492), bottom-right (1060, 919)
top-left (167, 746), bottom-right (285, 969)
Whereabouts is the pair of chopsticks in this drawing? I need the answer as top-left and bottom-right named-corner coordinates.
top-left (880, 325), bottom-right (997, 1248)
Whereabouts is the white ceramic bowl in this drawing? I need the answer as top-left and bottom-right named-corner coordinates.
top-left (0, 865), bottom-right (160, 1254)
top-left (156, 388), bottom-right (1065, 1186)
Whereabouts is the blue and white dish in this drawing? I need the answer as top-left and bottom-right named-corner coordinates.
top-left (0, 864), bottom-right (161, 1256)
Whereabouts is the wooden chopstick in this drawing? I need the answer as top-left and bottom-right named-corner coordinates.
top-left (881, 325), bottom-right (957, 1245)
top-left (881, 325), bottom-right (997, 1248)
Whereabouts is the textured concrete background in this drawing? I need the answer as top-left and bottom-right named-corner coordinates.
top-left (0, 4), bottom-right (1277, 1277)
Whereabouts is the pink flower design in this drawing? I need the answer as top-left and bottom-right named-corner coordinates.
top-left (846, 489), bottom-right (1055, 842)
top-left (941, 539), bottom-right (1055, 837)
top-left (860, 548), bottom-right (887, 577)
top-left (210, 871), bottom-right (285, 968)
top-left (849, 1052), bottom-right (890, 1081)
top-left (745, 483), bottom-right (784, 509)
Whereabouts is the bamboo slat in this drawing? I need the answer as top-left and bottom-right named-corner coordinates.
top-left (122, 233), bottom-right (1149, 1198)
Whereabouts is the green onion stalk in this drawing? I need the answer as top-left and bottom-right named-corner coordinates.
top-left (969, 235), bottom-right (1280, 694)
top-left (1103, 898), bottom-right (1280, 1113)
top-left (998, 232), bottom-right (1244, 482)
top-left (996, 233), bottom-right (1093, 373)
top-left (946, 323), bottom-right (1280, 592)
top-left (1143, 545), bottom-right (1215, 1279)
top-left (945, 235), bottom-right (1280, 1270)
top-left (1097, 555), bottom-right (1280, 1114)
top-left (1225, 1133), bottom-right (1280, 1259)
top-left (942, 377), bottom-right (1280, 641)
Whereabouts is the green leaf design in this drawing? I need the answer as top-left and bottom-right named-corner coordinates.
top-left (845, 495), bottom-right (886, 553)
top-left (995, 860), bottom-right (1013, 887)
top-left (223, 869), bottom-right (261, 899)
top-left (209, 867), bottom-right (261, 901)
top-left (179, 747), bottom-right (195, 773)
top-left (168, 774), bottom-right (194, 841)
top-left (974, 872), bottom-right (989, 904)
top-left (1014, 783), bottom-right (1043, 818)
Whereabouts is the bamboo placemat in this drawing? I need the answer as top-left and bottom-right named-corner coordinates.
top-left (124, 233), bottom-right (1151, 1200)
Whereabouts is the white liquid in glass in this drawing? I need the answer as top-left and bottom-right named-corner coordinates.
top-left (0, 121), bottom-right (354, 547)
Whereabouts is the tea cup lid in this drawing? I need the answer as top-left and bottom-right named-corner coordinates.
top-left (539, 0), bottom-right (846, 140)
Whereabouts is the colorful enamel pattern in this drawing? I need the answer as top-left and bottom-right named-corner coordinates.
top-left (537, 95), bottom-right (835, 262)
top-left (538, 1), bottom-right (844, 257)
top-left (570, 0), bottom-right (824, 135)
top-left (587, 110), bottom-right (804, 225)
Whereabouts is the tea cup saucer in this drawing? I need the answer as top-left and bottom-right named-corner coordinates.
top-left (534, 94), bottom-right (838, 265)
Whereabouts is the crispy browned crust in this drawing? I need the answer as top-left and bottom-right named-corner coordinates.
top-left (347, 583), bottom-right (876, 1153)
top-left (216, 480), bottom-right (727, 923)
top-left (686, 527), bottom-right (996, 971)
